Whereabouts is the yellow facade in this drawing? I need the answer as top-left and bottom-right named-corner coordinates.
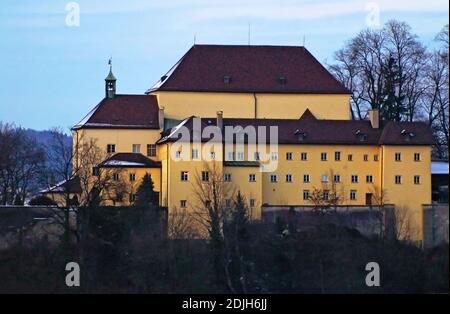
top-left (381, 145), bottom-right (431, 240)
top-left (260, 144), bottom-right (381, 206)
top-left (152, 91), bottom-right (351, 120)
top-left (223, 165), bottom-right (262, 220)
top-left (100, 166), bottom-right (161, 206)
top-left (73, 128), bottom-right (161, 161)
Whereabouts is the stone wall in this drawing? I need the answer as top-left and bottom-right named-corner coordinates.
top-left (261, 205), bottom-right (396, 239)
top-left (423, 203), bottom-right (449, 249)
top-left (0, 206), bottom-right (71, 250)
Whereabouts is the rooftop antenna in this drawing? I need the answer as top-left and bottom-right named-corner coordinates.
top-left (302, 35), bottom-right (306, 47)
top-left (248, 22), bottom-right (251, 46)
top-left (194, 34), bottom-right (196, 45)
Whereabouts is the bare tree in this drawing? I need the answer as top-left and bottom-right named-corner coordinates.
top-left (190, 161), bottom-right (232, 238)
top-left (189, 161), bottom-right (253, 293)
top-left (307, 170), bottom-right (345, 214)
top-left (328, 20), bottom-right (428, 122)
top-left (369, 185), bottom-right (390, 237)
top-left (329, 21), bottom-right (449, 157)
top-left (44, 128), bottom-right (125, 246)
top-left (168, 207), bottom-right (199, 239)
top-left (394, 205), bottom-right (419, 242)
top-left (0, 123), bottom-right (45, 205)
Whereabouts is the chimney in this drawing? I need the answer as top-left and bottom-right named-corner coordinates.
top-left (158, 107), bottom-right (165, 131)
top-left (216, 111), bottom-right (223, 130)
top-left (369, 109), bottom-right (379, 129)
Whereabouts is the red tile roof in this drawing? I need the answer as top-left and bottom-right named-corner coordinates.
top-left (158, 110), bottom-right (434, 146)
top-left (73, 95), bottom-right (160, 129)
top-left (148, 45), bottom-right (350, 94)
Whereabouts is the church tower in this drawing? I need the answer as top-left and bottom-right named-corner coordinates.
top-left (105, 59), bottom-right (116, 99)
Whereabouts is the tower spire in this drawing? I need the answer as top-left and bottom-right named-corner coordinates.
top-left (105, 58), bottom-right (116, 98)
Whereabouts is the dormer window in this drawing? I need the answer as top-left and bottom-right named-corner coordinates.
top-left (278, 76), bottom-right (287, 85)
top-left (223, 75), bottom-right (232, 84)
top-left (160, 75), bottom-right (168, 82)
top-left (401, 129), bottom-right (415, 141)
top-left (295, 129), bottom-right (307, 142)
top-left (354, 130), bottom-right (367, 142)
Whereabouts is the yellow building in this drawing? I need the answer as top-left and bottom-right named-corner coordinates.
top-left (63, 44), bottom-right (433, 241)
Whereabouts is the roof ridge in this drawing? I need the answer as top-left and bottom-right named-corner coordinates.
top-left (193, 44), bottom-right (305, 48)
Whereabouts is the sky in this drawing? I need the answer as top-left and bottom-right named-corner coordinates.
top-left (0, 0), bottom-right (448, 131)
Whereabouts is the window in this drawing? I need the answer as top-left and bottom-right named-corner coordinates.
top-left (107, 144), bottom-right (116, 154)
top-left (303, 190), bottom-right (310, 200)
top-left (227, 151), bottom-right (235, 161)
top-left (250, 199), bottom-right (256, 208)
top-left (286, 152), bottom-right (293, 160)
top-left (225, 199), bottom-right (232, 208)
top-left (333, 175), bottom-right (341, 183)
top-left (249, 174), bottom-right (256, 182)
top-left (348, 154), bottom-right (353, 161)
top-left (350, 190), bottom-right (357, 200)
top-left (395, 175), bottom-right (402, 184)
top-left (271, 152), bottom-right (278, 161)
top-left (414, 175), bottom-right (421, 185)
top-left (335, 151), bottom-right (341, 161)
top-left (181, 171), bottom-right (189, 181)
top-left (303, 174), bottom-right (310, 183)
top-left (147, 144), bottom-right (156, 157)
top-left (414, 153), bottom-right (421, 161)
top-left (210, 152), bottom-right (216, 160)
top-left (175, 151), bottom-right (181, 159)
top-left (270, 174), bottom-right (277, 183)
top-left (192, 149), bottom-right (199, 160)
top-left (374, 154), bottom-right (379, 161)
top-left (224, 173), bottom-right (232, 182)
top-left (363, 154), bottom-right (368, 161)
top-left (321, 175), bottom-right (329, 182)
top-left (180, 200), bottom-right (187, 208)
top-left (395, 152), bottom-right (401, 161)
top-left (92, 167), bottom-right (99, 176)
top-left (321, 152), bottom-right (327, 161)
top-left (113, 173), bottom-right (120, 181)
top-left (237, 151), bottom-right (245, 161)
top-left (254, 152), bottom-right (260, 161)
top-left (129, 173), bottom-right (136, 182)
top-left (201, 171), bottom-right (209, 182)
top-left (285, 174), bottom-right (292, 182)
top-left (366, 175), bottom-right (373, 183)
top-left (300, 152), bottom-right (308, 161)
top-left (351, 175), bottom-right (359, 183)
top-left (323, 190), bottom-right (329, 200)
top-left (132, 144), bottom-right (141, 153)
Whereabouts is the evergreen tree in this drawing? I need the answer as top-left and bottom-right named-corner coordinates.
top-left (229, 191), bottom-right (249, 240)
top-left (135, 173), bottom-right (158, 207)
top-left (380, 56), bottom-right (406, 122)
